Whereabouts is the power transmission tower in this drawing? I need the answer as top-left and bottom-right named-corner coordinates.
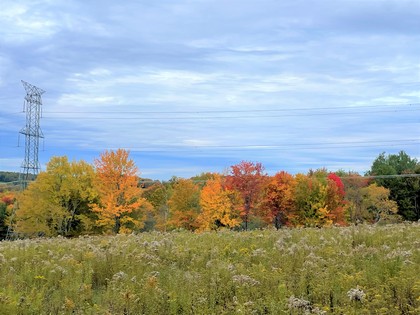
top-left (19, 80), bottom-right (45, 189)
top-left (6, 81), bottom-right (45, 239)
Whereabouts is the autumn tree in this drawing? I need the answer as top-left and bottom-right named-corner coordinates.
top-left (92, 149), bottom-right (148, 234)
top-left (142, 181), bottom-right (171, 231)
top-left (225, 161), bottom-right (267, 230)
top-left (15, 156), bottom-right (98, 237)
top-left (325, 173), bottom-right (347, 225)
top-left (338, 171), bottom-right (371, 223)
top-left (167, 178), bottom-right (201, 231)
top-left (260, 171), bottom-right (296, 229)
top-left (0, 192), bottom-right (15, 239)
top-left (361, 183), bottom-right (399, 223)
top-left (197, 174), bottom-right (241, 231)
top-left (294, 173), bottom-right (330, 227)
top-left (293, 170), bottom-right (347, 227)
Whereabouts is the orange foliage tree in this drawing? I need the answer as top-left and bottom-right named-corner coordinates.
top-left (197, 174), bottom-right (241, 231)
top-left (92, 149), bottom-right (147, 234)
top-left (260, 171), bottom-right (296, 229)
top-left (225, 161), bottom-right (267, 230)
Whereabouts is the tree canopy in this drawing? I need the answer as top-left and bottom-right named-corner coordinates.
top-left (369, 151), bottom-right (420, 220)
top-left (92, 149), bottom-right (149, 234)
top-left (15, 156), bottom-right (98, 237)
top-left (5, 150), bottom-right (418, 238)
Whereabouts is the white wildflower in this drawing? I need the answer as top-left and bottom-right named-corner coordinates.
top-left (112, 271), bottom-right (128, 282)
top-left (287, 296), bottom-right (326, 314)
top-left (287, 295), bottom-right (311, 310)
top-left (347, 286), bottom-right (366, 302)
top-left (0, 253), bottom-right (5, 264)
top-left (232, 274), bottom-right (260, 286)
top-left (251, 248), bottom-right (266, 257)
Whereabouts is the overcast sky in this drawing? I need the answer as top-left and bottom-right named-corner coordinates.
top-left (1, 0), bottom-right (419, 180)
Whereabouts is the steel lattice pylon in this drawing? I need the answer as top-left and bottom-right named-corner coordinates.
top-left (6, 81), bottom-right (45, 239)
top-left (19, 80), bottom-right (45, 188)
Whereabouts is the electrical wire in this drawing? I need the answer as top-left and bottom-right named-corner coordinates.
top-left (3, 103), bottom-right (419, 121)
top-left (100, 139), bottom-right (420, 152)
top-left (41, 110), bottom-right (419, 120)
top-left (41, 102), bottom-right (420, 115)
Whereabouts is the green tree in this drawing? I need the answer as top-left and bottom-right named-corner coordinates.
top-left (15, 156), bottom-right (98, 237)
top-left (368, 151), bottom-right (420, 220)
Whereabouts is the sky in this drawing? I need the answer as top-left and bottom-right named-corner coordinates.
top-left (0, 0), bottom-right (420, 180)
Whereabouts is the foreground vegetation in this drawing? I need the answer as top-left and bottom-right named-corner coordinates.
top-left (0, 223), bottom-right (419, 314)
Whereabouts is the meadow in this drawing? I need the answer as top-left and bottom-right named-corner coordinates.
top-left (0, 223), bottom-right (419, 314)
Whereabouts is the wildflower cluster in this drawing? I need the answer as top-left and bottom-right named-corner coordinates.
top-left (0, 223), bottom-right (418, 314)
top-left (347, 286), bottom-right (366, 302)
top-left (287, 296), bottom-right (326, 314)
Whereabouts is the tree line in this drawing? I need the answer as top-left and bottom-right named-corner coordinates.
top-left (1, 149), bottom-right (419, 239)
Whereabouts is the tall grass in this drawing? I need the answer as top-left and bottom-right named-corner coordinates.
top-left (0, 223), bottom-right (419, 314)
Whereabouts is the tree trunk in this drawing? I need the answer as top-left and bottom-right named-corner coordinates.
top-left (114, 216), bottom-right (121, 234)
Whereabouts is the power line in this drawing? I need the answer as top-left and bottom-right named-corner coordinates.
top-left (41, 102), bottom-right (420, 115)
top-left (345, 174), bottom-right (420, 179)
top-left (3, 103), bottom-right (419, 122)
top-left (39, 103), bottom-right (420, 121)
top-left (42, 108), bottom-right (420, 121)
top-left (103, 139), bottom-right (420, 152)
top-left (137, 173), bottom-right (420, 185)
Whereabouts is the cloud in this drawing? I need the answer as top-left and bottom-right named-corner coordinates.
top-left (1, 0), bottom-right (419, 179)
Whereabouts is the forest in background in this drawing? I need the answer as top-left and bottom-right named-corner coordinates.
top-left (1, 150), bottom-right (420, 239)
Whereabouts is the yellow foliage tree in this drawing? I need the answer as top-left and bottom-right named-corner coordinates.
top-left (92, 149), bottom-right (148, 234)
top-left (361, 183), bottom-right (399, 223)
top-left (1, 192), bottom-right (15, 239)
top-left (15, 156), bottom-right (98, 237)
top-left (197, 174), bottom-right (241, 231)
top-left (167, 178), bottom-right (200, 231)
top-left (294, 173), bottom-right (332, 227)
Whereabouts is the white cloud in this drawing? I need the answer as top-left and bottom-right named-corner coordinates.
top-left (0, 2), bottom-right (58, 42)
top-left (1, 0), bottom-right (419, 179)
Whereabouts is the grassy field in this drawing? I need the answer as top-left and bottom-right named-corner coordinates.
top-left (0, 223), bottom-right (419, 314)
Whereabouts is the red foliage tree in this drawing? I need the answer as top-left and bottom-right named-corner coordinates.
top-left (326, 172), bottom-right (347, 225)
top-left (225, 161), bottom-right (267, 230)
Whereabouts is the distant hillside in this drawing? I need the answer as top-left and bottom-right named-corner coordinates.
top-left (0, 171), bottom-right (37, 182)
top-left (0, 171), bottom-right (20, 183)
top-left (0, 171), bottom-right (37, 192)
